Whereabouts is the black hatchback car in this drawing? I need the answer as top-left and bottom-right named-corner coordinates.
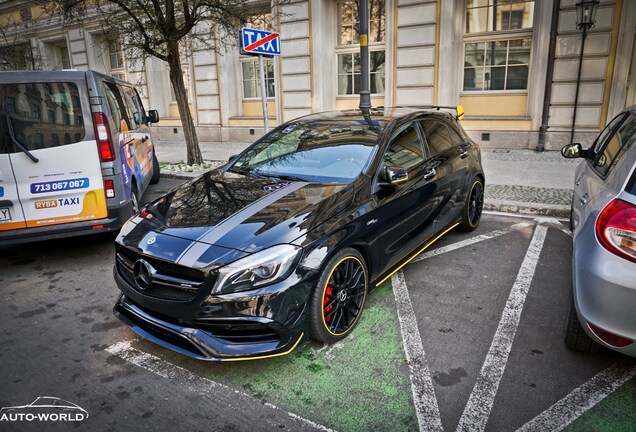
top-left (113, 107), bottom-right (485, 361)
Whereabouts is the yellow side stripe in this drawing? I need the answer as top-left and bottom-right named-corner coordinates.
top-left (220, 332), bottom-right (304, 362)
top-left (375, 223), bottom-right (460, 287)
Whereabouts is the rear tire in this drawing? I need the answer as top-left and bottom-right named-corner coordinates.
top-left (150, 152), bottom-right (160, 184)
top-left (309, 248), bottom-right (368, 344)
top-left (565, 292), bottom-right (600, 353)
top-left (459, 177), bottom-right (484, 232)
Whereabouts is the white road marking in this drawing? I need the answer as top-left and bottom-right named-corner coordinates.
top-left (517, 361), bottom-right (636, 432)
top-left (106, 340), bottom-right (337, 432)
top-left (391, 270), bottom-right (444, 432)
top-left (456, 225), bottom-right (547, 432)
top-left (410, 222), bottom-right (532, 263)
top-left (483, 210), bottom-right (569, 223)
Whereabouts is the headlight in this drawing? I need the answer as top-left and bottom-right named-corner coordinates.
top-left (212, 244), bottom-right (302, 295)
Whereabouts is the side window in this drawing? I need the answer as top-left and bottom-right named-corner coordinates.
top-left (420, 119), bottom-right (454, 155)
top-left (446, 122), bottom-right (465, 145)
top-left (120, 86), bottom-right (142, 130)
top-left (593, 114), bottom-right (636, 177)
top-left (383, 122), bottom-right (425, 170)
top-left (592, 113), bottom-right (626, 154)
top-left (104, 84), bottom-right (125, 133)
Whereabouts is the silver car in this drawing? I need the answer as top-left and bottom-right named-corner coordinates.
top-left (561, 106), bottom-right (636, 356)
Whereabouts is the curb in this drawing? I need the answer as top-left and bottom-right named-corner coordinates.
top-left (484, 200), bottom-right (570, 219)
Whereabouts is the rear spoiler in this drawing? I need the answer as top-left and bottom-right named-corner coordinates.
top-left (377, 105), bottom-right (465, 121)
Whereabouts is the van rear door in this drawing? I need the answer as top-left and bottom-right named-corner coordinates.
top-left (2, 81), bottom-right (108, 229)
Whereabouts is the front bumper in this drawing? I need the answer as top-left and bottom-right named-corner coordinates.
top-left (113, 254), bottom-right (318, 361)
top-left (114, 296), bottom-right (305, 361)
top-left (573, 221), bottom-right (636, 357)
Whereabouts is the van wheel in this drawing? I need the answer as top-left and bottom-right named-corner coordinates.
top-left (459, 177), bottom-right (484, 232)
top-left (131, 184), bottom-right (140, 214)
top-left (565, 292), bottom-right (600, 353)
top-left (309, 248), bottom-right (368, 344)
top-left (150, 153), bottom-right (160, 184)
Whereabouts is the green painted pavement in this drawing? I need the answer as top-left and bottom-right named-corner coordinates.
top-left (153, 281), bottom-right (418, 432)
top-left (566, 376), bottom-right (636, 432)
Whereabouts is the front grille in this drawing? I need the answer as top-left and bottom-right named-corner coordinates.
top-left (116, 246), bottom-right (206, 302)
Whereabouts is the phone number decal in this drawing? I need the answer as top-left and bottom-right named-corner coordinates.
top-left (30, 178), bottom-right (90, 194)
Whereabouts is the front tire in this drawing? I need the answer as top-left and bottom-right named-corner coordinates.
top-left (459, 177), bottom-right (484, 231)
top-left (309, 248), bottom-right (368, 343)
top-left (150, 152), bottom-right (160, 184)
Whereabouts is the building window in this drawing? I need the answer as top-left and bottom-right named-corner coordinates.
top-left (463, 0), bottom-right (534, 92)
top-left (336, 0), bottom-right (385, 96)
top-left (107, 40), bottom-right (125, 80)
top-left (242, 58), bottom-right (275, 99)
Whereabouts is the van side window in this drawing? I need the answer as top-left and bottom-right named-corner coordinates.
top-left (420, 119), bottom-right (454, 156)
top-left (120, 86), bottom-right (143, 130)
top-left (104, 84), bottom-right (125, 133)
top-left (0, 82), bottom-right (85, 151)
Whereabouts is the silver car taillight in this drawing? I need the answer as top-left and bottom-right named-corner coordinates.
top-left (595, 199), bottom-right (636, 263)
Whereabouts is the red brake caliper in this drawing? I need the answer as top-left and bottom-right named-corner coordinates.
top-left (324, 284), bottom-right (333, 322)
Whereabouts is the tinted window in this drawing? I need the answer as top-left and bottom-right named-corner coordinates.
top-left (121, 86), bottom-right (144, 129)
top-left (104, 84), bottom-right (125, 133)
top-left (420, 119), bottom-right (454, 155)
top-left (0, 82), bottom-right (85, 152)
top-left (383, 122), bottom-right (425, 170)
top-left (446, 122), bottom-right (465, 145)
top-left (592, 113), bottom-right (626, 154)
top-left (593, 114), bottom-right (636, 177)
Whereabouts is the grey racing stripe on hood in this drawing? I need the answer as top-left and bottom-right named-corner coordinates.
top-left (176, 181), bottom-right (309, 267)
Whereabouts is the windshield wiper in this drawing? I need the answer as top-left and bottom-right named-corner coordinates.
top-left (258, 173), bottom-right (308, 182)
top-left (4, 115), bottom-right (38, 163)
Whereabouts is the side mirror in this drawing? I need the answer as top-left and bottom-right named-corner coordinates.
top-left (383, 166), bottom-right (408, 185)
top-left (561, 143), bottom-right (586, 159)
top-left (147, 110), bottom-right (160, 124)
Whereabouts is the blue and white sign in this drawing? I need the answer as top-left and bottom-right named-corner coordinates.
top-left (0, 186), bottom-right (4, 198)
top-left (241, 28), bottom-right (281, 56)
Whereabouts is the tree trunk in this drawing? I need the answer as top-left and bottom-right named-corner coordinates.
top-left (167, 41), bottom-right (203, 166)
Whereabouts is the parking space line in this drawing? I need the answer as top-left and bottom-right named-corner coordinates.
top-left (106, 340), bottom-right (337, 432)
top-left (516, 361), bottom-right (636, 432)
top-left (391, 271), bottom-right (444, 432)
top-left (410, 222), bottom-right (533, 263)
top-left (456, 225), bottom-right (548, 432)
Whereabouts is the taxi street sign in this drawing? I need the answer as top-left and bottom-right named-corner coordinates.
top-left (241, 28), bottom-right (281, 56)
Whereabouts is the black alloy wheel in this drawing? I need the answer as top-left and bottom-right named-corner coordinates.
top-left (310, 248), bottom-right (368, 343)
top-left (460, 177), bottom-right (484, 231)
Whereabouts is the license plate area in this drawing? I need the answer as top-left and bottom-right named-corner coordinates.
top-left (0, 206), bottom-right (12, 222)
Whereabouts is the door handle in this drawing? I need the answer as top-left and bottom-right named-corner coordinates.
top-left (575, 177), bottom-right (581, 186)
top-left (580, 193), bottom-right (589, 205)
top-left (141, 136), bottom-right (148, 143)
top-left (459, 149), bottom-right (469, 159)
top-left (423, 168), bottom-right (436, 180)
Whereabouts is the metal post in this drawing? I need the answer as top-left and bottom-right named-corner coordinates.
top-left (571, 27), bottom-right (587, 144)
top-left (359, 0), bottom-right (371, 115)
top-left (258, 54), bottom-right (269, 133)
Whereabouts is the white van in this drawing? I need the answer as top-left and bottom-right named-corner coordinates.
top-left (0, 70), bottom-right (160, 246)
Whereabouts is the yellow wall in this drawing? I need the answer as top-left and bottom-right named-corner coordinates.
top-left (460, 119), bottom-right (532, 131)
top-left (460, 94), bottom-right (528, 118)
top-left (242, 100), bottom-right (277, 117)
top-left (335, 97), bottom-right (385, 110)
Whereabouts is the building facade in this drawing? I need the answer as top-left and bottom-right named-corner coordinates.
top-left (1, 0), bottom-right (635, 149)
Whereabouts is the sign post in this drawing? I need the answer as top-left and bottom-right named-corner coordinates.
top-left (240, 28), bottom-right (282, 134)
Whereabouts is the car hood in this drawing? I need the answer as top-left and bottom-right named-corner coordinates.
top-left (126, 169), bottom-right (354, 255)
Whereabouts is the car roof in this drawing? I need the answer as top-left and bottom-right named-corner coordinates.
top-left (0, 69), bottom-right (132, 86)
top-left (293, 107), bottom-right (457, 130)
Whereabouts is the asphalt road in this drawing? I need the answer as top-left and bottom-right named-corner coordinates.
top-left (1, 178), bottom-right (635, 432)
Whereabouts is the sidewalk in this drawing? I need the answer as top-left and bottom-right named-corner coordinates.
top-left (154, 141), bottom-right (577, 218)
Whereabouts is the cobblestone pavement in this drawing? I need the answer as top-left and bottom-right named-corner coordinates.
top-left (482, 149), bottom-right (579, 165)
top-left (485, 184), bottom-right (573, 207)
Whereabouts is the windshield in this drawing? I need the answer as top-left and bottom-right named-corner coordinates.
top-left (231, 122), bottom-right (379, 183)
